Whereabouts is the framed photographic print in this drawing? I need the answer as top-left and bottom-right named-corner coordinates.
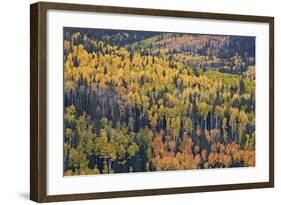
top-left (30, 1), bottom-right (274, 202)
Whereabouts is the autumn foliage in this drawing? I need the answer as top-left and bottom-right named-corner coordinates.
top-left (63, 28), bottom-right (255, 176)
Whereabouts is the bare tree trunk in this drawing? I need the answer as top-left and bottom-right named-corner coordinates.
top-left (108, 157), bottom-right (111, 171)
top-left (234, 119), bottom-right (237, 142)
top-left (216, 116), bottom-right (218, 129)
top-left (201, 118), bottom-right (203, 132)
top-left (210, 112), bottom-right (212, 130)
top-left (85, 88), bottom-right (89, 111)
top-left (231, 124), bottom-right (234, 140)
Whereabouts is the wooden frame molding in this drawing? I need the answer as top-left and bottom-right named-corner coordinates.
top-left (30, 1), bottom-right (274, 202)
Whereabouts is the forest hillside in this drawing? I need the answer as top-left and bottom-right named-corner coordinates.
top-left (63, 28), bottom-right (256, 176)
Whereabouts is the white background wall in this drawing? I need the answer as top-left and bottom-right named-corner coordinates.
top-left (0, 0), bottom-right (279, 204)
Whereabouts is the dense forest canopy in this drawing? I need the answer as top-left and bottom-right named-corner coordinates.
top-left (63, 27), bottom-right (255, 176)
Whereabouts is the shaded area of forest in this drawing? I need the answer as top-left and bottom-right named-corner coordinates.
top-left (63, 28), bottom-right (255, 176)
